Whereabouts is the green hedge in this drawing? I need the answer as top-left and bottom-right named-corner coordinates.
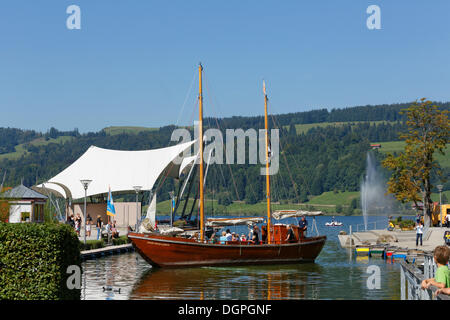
top-left (0, 222), bottom-right (81, 300)
top-left (80, 239), bottom-right (104, 251)
top-left (112, 235), bottom-right (130, 246)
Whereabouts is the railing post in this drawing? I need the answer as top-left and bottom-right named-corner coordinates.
top-left (400, 265), bottom-right (406, 300)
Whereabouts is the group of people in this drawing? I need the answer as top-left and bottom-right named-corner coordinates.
top-left (211, 226), bottom-right (260, 245)
top-left (207, 215), bottom-right (309, 245)
top-left (66, 213), bottom-right (90, 236)
top-left (66, 213), bottom-right (119, 240)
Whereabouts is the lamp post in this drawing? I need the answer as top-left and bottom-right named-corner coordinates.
top-left (80, 179), bottom-right (92, 245)
top-left (437, 184), bottom-right (443, 227)
top-left (133, 186), bottom-right (142, 232)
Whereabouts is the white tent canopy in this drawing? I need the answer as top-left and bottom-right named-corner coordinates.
top-left (36, 141), bottom-right (196, 200)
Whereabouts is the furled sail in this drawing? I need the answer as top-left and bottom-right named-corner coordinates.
top-left (272, 210), bottom-right (323, 220)
top-left (138, 193), bottom-right (157, 233)
top-left (206, 217), bottom-right (265, 227)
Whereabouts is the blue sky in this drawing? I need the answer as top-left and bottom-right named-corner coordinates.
top-left (1, 1), bottom-right (449, 132)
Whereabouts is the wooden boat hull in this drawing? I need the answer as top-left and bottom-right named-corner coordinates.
top-left (128, 232), bottom-right (326, 268)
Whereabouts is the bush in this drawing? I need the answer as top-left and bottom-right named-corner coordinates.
top-left (0, 222), bottom-right (81, 300)
top-left (399, 219), bottom-right (415, 229)
top-left (80, 239), bottom-right (104, 251)
top-left (112, 235), bottom-right (130, 246)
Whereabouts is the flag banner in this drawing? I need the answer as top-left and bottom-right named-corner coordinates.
top-left (107, 187), bottom-right (116, 216)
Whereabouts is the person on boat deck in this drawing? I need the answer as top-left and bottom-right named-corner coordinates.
top-left (231, 232), bottom-right (237, 241)
top-left (219, 231), bottom-right (228, 244)
top-left (285, 225), bottom-right (296, 242)
top-left (209, 232), bottom-right (217, 244)
top-left (240, 234), bottom-right (247, 241)
top-left (226, 229), bottom-right (232, 241)
top-left (298, 216), bottom-right (308, 236)
top-left (251, 225), bottom-right (260, 244)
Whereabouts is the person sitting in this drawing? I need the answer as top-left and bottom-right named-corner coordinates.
top-left (226, 229), bottom-right (232, 241)
top-left (209, 232), bottom-right (217, 244)
top-left (219, 231), bottom-right (228, 244)
top-left (240, 234), bottom-right (247, 241)
top-left (421, 245), bottom-right (450, 291)
top-left (111, 220), bottom-right (119, 239)
top-left (387, 220), bottom-right (395, 231)
top-left (285, 224), bottom-right (296, 242)
top-left (251, 225), bottom-right (260, 244)
top-left (444, 230), bottom-right (450, 246)
top-left (231, 232), bottom-right (237, 241)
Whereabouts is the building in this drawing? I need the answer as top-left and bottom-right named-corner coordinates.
top-left (1, 184), bottom-right (48, 223)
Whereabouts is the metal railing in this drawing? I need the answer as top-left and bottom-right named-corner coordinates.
top-left (353, 220), bottom-right (387, 233)
top-left (400, 253), bottom-right (450, 300)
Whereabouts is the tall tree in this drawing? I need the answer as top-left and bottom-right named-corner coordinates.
top-left (382, 99), bottom-right (449, 226)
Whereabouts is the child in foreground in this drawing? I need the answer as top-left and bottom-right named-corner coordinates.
top-left (421, 245), bottom-right (450, 290)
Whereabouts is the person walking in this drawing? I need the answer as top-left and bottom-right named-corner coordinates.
top-left (415, 221), bottom-right (424, 247)
top-left (96, 215), bottom-right (103, 240)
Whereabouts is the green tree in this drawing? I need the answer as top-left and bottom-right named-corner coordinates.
top-left (382, 99), bottom-right (449, 226)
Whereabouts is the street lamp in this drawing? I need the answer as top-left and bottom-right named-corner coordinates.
top-left (437, 184), bottom-right (443, 227)
top-left (133, 186), bottom-right (142, 232)
top-left (80, 179), bottom-right (92, 245)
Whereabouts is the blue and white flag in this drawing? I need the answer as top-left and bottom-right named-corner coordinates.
top-left (106, 186), bottom-right (116, 217)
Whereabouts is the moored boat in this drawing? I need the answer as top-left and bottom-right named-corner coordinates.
top-left (128, 64), bottom-right (326, 268)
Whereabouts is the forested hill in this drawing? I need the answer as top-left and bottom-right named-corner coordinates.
top-left (0, 101), bottom-right (449, 204)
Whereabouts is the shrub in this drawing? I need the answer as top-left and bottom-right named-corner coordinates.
top-left (80, 239), bottom-right (104, 251)
top-left (112, 235), bottom-right (130, 246)
top-left (399, 219), bottom-right (415, 229)
top-left (0, 222), bottom-right (81, 300)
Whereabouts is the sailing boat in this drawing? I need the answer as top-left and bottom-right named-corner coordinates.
top-left (128, 64), bottom-right (326, 268)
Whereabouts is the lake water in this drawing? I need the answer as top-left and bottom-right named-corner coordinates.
top-left (81, 215), bottom-right (409, 300)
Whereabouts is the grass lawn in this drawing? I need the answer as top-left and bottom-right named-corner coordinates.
top-left (103, 126), bottom-right (158, 135)
top-left (307, 191), bottom-right (360, 206)
top-left (0, 136), bottom-right (74, 161)
top-left (373, 141), bottom-right (450, 168)
top-left (284, 120), bottom-right (398, 135)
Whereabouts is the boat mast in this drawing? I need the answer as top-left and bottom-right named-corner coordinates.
top-left (198, 63), bottom-right (205, 242)
top-left (263, 81), bottom-right (271, 244)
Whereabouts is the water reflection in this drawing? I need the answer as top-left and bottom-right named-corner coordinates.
top-left (129, 263), bottom-right (325, 300)
top-left (81, 216), bottom-right (402, 300)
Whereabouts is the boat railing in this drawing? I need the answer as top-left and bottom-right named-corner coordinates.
top-left (399, 253), bottom-right (450, 300)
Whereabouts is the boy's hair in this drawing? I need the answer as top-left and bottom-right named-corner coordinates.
top-left (434, 245), bottom-right (450, 265)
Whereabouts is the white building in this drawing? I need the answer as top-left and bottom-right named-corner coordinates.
top-left (2, 184), bottom-right (48, 223)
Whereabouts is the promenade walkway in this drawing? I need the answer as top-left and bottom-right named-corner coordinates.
top-left (338, 227), bottom-right (449, 252)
